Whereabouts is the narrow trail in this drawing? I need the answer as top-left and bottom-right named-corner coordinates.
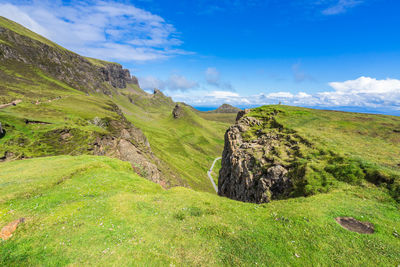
top-left (208, 157), bottom-right (221, 193)
top-left (0, 100), bottom-right (22, 109)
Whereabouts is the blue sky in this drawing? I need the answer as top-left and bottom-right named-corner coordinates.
top-left (1, 0), bottom-right (400, 114)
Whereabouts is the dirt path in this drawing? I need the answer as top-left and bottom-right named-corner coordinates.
top-left (207, 157), bottom-right (221, 193)
top-left (0, 100), bottom-right (22, 109)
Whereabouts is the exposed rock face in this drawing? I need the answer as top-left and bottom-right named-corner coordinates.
top-left (236, 109), bottom-right (250, 121)
top-left (212, 103), bottom-right (242, 114)
top-left (0, 24), bottom-right (133, 94)
top-left (172, 104), bottom-right (184, 119)
top-left (0, 122), bottom-right (3, 135)
top-left (218, 112), bottom-right (293, 203)
top-left (92, 105), bottom-right (162, 184)
top-left (99, 64), bottom-right (136, 89)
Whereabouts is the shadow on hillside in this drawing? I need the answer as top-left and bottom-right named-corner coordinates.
top-left (0, 129), bottom-right (6, 139)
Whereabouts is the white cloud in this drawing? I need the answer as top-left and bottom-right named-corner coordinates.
top-left (205, 67), bottom-right (220, 85)
top-left (205, 67), bottom-right (233, 90)
top-left (328, 76), bottom-right (400, 94)
top-left (206, 91), bottom-right (240, 98)
top-left (266, 92), bottom-right (294, 98)
top-left (322, 0), bottom-right (363, 15)
top-left (0, 1), bottom-right (187, 61)
top-left (170, 77), bottom-right (400, 114)
top-left (139, 76), bottom-right (165, 91)
top-left (139, 74), bottom-right (198, 91)
top-left (167, 74), bottom-right (199, 91)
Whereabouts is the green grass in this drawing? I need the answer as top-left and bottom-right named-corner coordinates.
top-left (113, 90), bottom-right (230, 192)
top-left (0, 16), bottom-right (66, 51)
top-left (0, 155), bottom-right (399, 266)
top-left (1, 17), bottom-right (400, 266)
top-left (197, 112), bottom-right (237, 124)
top-left (246, 105), bottom-right (400, 200)
top-left (84, 57), bottom-right (118, 67)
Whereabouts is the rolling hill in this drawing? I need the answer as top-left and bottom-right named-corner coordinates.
top-left (0, 16), bottom-right (399, 266)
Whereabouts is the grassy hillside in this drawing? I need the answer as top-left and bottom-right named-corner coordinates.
top-left (245, 105), bottom-right (400, 200)
top-left (1, 16), bottom-right (400, 266)
top-left (114, 89), bottom-right (229, 192)
top-left (0, 16), bottom-right (230, 192)
top-left (0, 156), bottom-right (399, 266)
top-left (0, 17), bottom-right (65, 50)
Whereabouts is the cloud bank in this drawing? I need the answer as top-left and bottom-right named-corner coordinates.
top-left (139, 74), bottom-right (198, 91)
top-left (0, 1), bottom-right (187, 61)
top-left (170, 77), bottom-right (400, 113)
top-left (205, 67), bottom-right (233, 90)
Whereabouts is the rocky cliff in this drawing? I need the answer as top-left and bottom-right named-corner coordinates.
top-left (91, 104), bottom-right (163, 184)
top-left (218, 109), bottom-right (305, 203)
top-left (0, 19), bottom-right (136, 95)
top-left (0, 17), bottom-right (169, 186)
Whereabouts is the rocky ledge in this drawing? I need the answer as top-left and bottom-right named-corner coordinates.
top-left (0, 25), bottom-right (137, 94)
top-left (218, 109), bottom-right (297, 203)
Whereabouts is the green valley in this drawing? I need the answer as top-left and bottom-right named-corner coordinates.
top-left (0, 16), bottom-right (399, 267)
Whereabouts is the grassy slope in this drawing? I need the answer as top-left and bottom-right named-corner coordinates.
top-left (0, 156), bottom-right (399, 266)
top-left (247, 105), bottom-right (400, 200)
top-left (197, 112), bottom-right (237, 124)
top-left (113, 90), bottom-right (229, 192)
top-left (0, 92), bottom-right (120, 159)
top-left (0, 16), bottom-right (230, 191)
top-left (0, 58), bottom-right (83, 103)
top-left (0, 17), bottom-right (65, 50)
top-left (273, 106), bottom-right (400, 170)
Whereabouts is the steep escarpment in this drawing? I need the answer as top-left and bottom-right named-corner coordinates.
top-left (91, 104), bottom-right (163, 184)
top-left (219, 109), bottom-right (297, 203)
top-left (0, 17), bottom-right (136, 96)
top-left (0, 16), bottom-right (170, 185)
top-left (219, 106), bottom-right (400, 203)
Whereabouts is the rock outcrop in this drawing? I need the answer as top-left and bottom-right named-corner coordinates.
top-left (218, 111), bottom-right (294, 203)
top-left (172, 104), bottom-right (184, 119)
top-left (0, 218), bottom-right (25, 240)
top-left (0, 21), bottom-right (134, 95)
top-left (91, 104), bottom-right (162, 184)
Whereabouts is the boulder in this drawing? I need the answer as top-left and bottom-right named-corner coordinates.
top-left (172, 104), bottom-right (184, 119)
top-left (218, 111), bottom-right (293, 203)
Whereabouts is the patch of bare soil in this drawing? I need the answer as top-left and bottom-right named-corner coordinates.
top-left (335, 217), bottom-right (374, 234)
top-left (0, 218), bottom-right (25, 240)
top-left (0, 99), bottom-right (22, 109)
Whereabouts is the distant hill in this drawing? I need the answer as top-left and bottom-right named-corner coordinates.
top-left (209, 103), bottom-right (241, 113)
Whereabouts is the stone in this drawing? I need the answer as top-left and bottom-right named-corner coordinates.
top-left (172, 104), bottom-right (184, 119)
top-left (0, 218), bottom-right (25, 240)
top-left (236, 109), bottom-right (251, 122)
top-left (218, 111), bottom-right (293, 204)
